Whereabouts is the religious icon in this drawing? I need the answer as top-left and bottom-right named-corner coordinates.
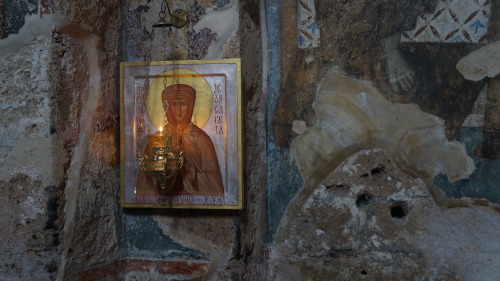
top-left (136, 83), bottom-right (224, 196)
top-left (120, 59), bottom-right (242, 209)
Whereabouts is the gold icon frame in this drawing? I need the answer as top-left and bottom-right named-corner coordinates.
top-left (120, 59), bottom-right (242, 209)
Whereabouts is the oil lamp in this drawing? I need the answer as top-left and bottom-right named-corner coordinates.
top-left (137, 126), bottom-right (183, 190)
top-left (136, 0), bottom-right (187, 193)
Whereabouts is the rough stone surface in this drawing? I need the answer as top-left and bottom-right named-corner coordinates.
top-left (237, 0), bottom-right (268, 280)
top-left (52, 0), bottom-right (124, 278)
top-left (0, 0), bottom-right (123, 279)
top-left (271, 149), bottom-right (500, 281)
top-left (0, 32), bottom-right (61, 280)
top-left (0, 174), bottom-right (59, 280)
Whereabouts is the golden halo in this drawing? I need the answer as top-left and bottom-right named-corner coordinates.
top-left (146, 68), bottom-right (213, 129)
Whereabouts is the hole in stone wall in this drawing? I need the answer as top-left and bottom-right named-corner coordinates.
top-left (390, 202), bottom-right (408, 219)
top-left (370, 164), bottom-right (386, 175)
top-left (360, 164), bottom-right (386, 178)
top-left (325, 183), bottom-right (350, 189)
top-left (356, 193), bottom-right (372, 207)
top-left (360, 270), bottom-right (368, 276)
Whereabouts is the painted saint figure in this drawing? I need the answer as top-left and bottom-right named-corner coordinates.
top-left (136, 84), bottom-right (224, 195)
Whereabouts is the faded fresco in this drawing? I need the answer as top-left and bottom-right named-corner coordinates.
top-left (273, 0), bottom-right (499, 202)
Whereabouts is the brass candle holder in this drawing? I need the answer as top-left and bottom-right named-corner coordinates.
top-left (138, 127), bottom-right (183, 190)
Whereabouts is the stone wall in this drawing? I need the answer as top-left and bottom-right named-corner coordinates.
top-left (1, 0), bottom-right (124, 279)
top-left (0, 31), bottom-right (61, 280)
top-left (1, 0), bottom-right (500, 280)
top-left (271, 149), bottom-right (500, 280)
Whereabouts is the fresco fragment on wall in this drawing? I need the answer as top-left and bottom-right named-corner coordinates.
top-left (276, 0), bottom-right (499, 142)
top-left (401, 0), bottom-right (490, 43)
top-left (125, 0), bottom-right (237, 62)
top-left (270, 0), bottom-right (500, 237)
top-left (274, 0), bottom-right (439, 147)
top-left (191, 0), bottom-right (238, 59)
top-left (456, 40), bottom-right (500, 158)
top-left (396, 0), bottom-right (497, 158)
top-left (434, 38), bottom-right (500, 203)
top-left (297, 0), bottom-right (320, 48)
top-left (40, 0), bottom-right (56, 18)
top-left (125, 0), bottom-right (191, 62)
top-left (0, 0), bottom-right (38, 39)
top-left (275, 0), bottom-right (499, 155)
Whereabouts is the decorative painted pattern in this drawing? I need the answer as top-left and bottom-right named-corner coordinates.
top-left (297, 0), bottom-right (320, 48)
top-left (401, 0), bottom-right (490, 43)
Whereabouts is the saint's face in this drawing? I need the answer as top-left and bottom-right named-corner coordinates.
top-left (170, 98), bottom-right (190, 124)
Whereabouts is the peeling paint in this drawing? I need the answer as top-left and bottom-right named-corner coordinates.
top-left (457, 41), bottom-right (500, 81)
top-left (291, 72), bottom-right (475, 183)
top-left (193, 0), bottom-right (239, 59)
